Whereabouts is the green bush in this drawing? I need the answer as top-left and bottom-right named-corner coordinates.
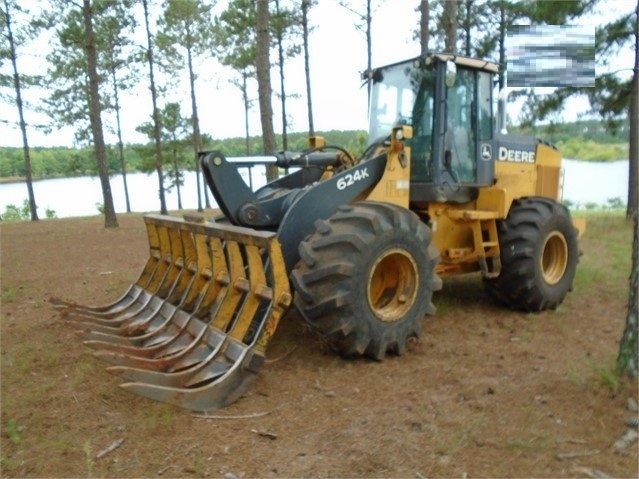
top-left (1, 199), bottom-right (56, 221)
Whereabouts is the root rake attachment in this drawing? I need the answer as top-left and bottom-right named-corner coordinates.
top-left (54, 215), bottom-right (291, 411)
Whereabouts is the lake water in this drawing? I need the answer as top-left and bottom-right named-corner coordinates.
top-left (0, 159), bottom-right (629, 219)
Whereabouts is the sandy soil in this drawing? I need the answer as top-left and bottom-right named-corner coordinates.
top-left (1, 213), bottom-right (637, 478)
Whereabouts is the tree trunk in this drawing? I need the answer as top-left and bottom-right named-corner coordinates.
top-left (111, 68), bottom-right (131, 213)
top-left (242, 70), bottom-right (251, 155)
top-left (256, 0), bottom-right (278, 181)
top-left (186, 36), bottom-right (204, 212)
top-left (617, 211), bottom-right (638, 378)
top-left (420, 0), bottom-right (429, 56)
top-left (443, 0), bottom-right (457, 54)
top-left (275, 0), bottom-right (288, 151)
top-left (498, 1), bottom-right (506, 90)
top-left (173, 153), bottom-right (183, 210)
top-left (142, 0), bottom-right (167, 215)
top-left (82, 0), bottom-right (118, 228)
top-left (5, 0), bottom-right (38, 221)
top-left (302, 0), bottom-right (314, 136)
top-left (628, 0), bottom-right (638, 220)
top-left (366, 0), bottom-right (372, 105)
top-left (616, 0), bottom-right (639, 379)
top-left (463, 0), bottom-right (472, 56)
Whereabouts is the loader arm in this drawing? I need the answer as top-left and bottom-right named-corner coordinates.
top-left (201, 150), bottom-right (389, 272)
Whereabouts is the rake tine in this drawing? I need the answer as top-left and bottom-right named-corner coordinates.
top-left (83, 307), bottom-right (193, 353)
top-left (105, 326), bottom-right (227, 383)
top-left (116, 281), bottom-right (292, 411)
top-left (93, 315), bottom-right (211, 369)
top-left (82, 311), bottom-right (192, 356)
top-left (58, 225), bottom-right (175, 322)
top-left (67, 225), bottom-right (190, 334)
top-left (98, 236), bottom-right (252, 382)
top-left (118, 339), bottom-right (263, 411)
top-left (51, 218), bottom-right (164, 316)
top-left (79, 228), bottom-right (223, 353)
top-left (51, 284), bottom-right (145, 317)
top-left (61, 214), bottom-right (294, 411)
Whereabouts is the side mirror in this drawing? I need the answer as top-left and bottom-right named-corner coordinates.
top-left (445, 61), bottom-right (457, 87)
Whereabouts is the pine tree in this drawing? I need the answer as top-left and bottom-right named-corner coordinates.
top-left (1, 0), bottom-right (39, 220)
top-left (142, 0), bottom-right (167, 215)
top-left (256, 0), bottom-right (277, 180)
top-left (156, 0), bottom-right (214, 211)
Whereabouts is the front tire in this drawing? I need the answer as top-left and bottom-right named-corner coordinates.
top-left (291, 202), bottom-right (441, 360)
top-left (484, 197), bottom-right (579, 311)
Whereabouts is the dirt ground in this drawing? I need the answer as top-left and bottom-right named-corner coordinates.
top-left (1, 213), bottom-right (637, 478)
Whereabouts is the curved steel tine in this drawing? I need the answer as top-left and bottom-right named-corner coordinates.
top-left (99, 237), bottom-right (249, 381)
top-left (50, 218), bottom-right (163, 315)
top-left (66, 224), bottom-right (190, 335)
top-left (54, 217), bottom-right (169, 320)
top-left (52, 285), bottom-right (145, 318)
top-left (84, 318), bottom-right (193, 358)
top-left (79, 228), bottom-right (219, 352)
top-left (118, 339), bottom-right (262, 411)
top-left (83, 307), bottom-right (192, 353)
top-left (109, 239), bottom-right (288, 410)
top-left (68, 295), bottom-right (171, 340)
top-left (70, 296), bottom-right (169, 341)
top-left (60, 313), bottom-right (130, 329)
top-left (82, 310), bottom-right (192, 356)
top-left (93, 315), bottom-right (211, 369)
top-left (118, 277), bottom-right (293, 412)
top-left (58, 288), bottom-right (156, 322)
top-left (105, 326), bottom-right (227, 383)
top-left (59, 223), bottom-right (176, 321)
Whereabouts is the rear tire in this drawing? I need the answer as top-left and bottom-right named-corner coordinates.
top-left (291, 202), bottom-right (441, 360)
top-left (484, 197), bottom-right (579, 311)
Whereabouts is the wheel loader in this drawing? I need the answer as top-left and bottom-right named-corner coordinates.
top-left (55, 53), bottom-right (584, 411)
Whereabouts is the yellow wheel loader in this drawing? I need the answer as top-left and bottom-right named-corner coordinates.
top-left (55, 53), bottom-right (584, 411)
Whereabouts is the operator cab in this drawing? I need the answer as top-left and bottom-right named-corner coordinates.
top-left (367, 54), bottom-right (499, 204)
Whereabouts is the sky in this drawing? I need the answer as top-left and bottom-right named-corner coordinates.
top-left (0, 0), bottom-right (636, 149)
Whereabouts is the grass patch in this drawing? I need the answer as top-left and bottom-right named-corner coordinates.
top-left (590, 357), bottom-right (621, 395)
top-left (572, 214), bottom-right (632, 296)
top-left (83, 440), bottom-right (94, 478)
top-left (2, 287), bottom-right (17, 302)
top-left (566, 357), bottom-right (621, 394)
top-left (440, 418), bottom-right (485, 455)
top-left (566, 360), bottom-right (586, 387)
top-left (138, 402), bottom-right (176, 432)
top-left (14, 345), bottom-right (38, 375)
top-left (5, 418), bottom-right (23, 444)
top-left (506, 434), bottom-right (550, 452)
top-left (73, 354), bottom-right (97, 388)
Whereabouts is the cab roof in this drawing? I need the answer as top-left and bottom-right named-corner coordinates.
top-left (368, 53), bottom-right (499, 76)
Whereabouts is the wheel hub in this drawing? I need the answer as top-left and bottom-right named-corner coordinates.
top-left (367, 248), bottom-right (419, 322)
top-left (540, 231), bottom-right (568, 285)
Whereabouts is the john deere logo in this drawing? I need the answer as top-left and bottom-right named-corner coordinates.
top-left (481, 143), bottom-right (492, 161)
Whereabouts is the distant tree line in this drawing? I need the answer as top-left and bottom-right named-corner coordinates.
top-left (0, 117), bottom-right (629, 181)
top-left (0, 129), bottom-right (367, 180)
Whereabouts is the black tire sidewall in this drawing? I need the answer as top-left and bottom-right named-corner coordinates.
top-left (292, 201), bottom-right (439, 358)
top-left (531, 207), bottom-right (579, 304)
top-left (487, 197), bottom-right (579, 311)
top-left (345, 223), bottom-right (432, 338)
